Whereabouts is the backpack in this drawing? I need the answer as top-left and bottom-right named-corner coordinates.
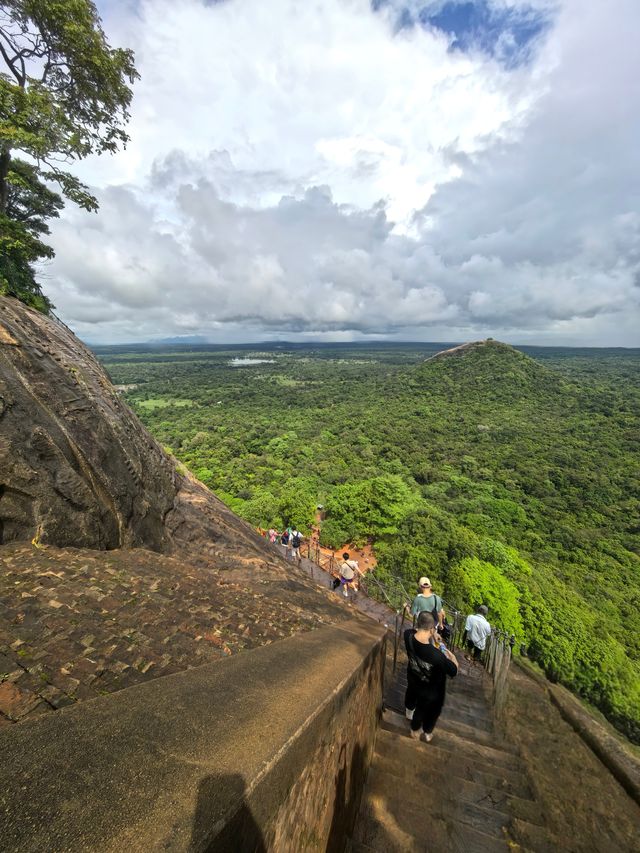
top-left (292, 534), bottom-right (301, 548)
top-left (431, 596), bottom-right (441, 628)
top-left (407, 634), bottom-right (433, 684)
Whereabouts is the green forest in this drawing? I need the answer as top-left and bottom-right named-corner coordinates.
top-left (97, 339), bottom-right (640, 742)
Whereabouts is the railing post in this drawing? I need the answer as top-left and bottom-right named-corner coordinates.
top-left (392, 610), bottom-right (399, 674)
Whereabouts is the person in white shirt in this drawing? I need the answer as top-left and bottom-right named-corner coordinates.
top-left (336, 552), bottom-right (361, 598)
top-left (464, 605), bottom-right (492, 661)
top-left (290, 529), bottom-right (303, 563)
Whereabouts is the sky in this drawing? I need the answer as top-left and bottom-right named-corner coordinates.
top-left (44, 0), bottom-right (640, 345)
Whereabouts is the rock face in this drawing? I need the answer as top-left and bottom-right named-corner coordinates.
top-left (0, 297), bottom-right (268, 560)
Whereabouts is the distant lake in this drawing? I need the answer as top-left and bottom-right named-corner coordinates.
top-left (229, 358), bottom-right (276, 367)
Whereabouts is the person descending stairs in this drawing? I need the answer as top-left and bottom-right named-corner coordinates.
top-left (350, 644), bottom-right (554, 852)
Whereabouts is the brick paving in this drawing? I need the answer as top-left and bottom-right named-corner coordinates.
top-left (0, 543), bottom-right (350, 724)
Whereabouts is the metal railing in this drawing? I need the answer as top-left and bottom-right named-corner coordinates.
top-left (298, 541), bottom-right (411, 671)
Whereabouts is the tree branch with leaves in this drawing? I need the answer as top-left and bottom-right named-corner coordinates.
top-left (0, 0), bottom-right (138, 310)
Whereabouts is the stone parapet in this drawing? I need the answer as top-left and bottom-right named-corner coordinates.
top-left (548, 683), bottom-right (640, 807)
top-left (514, 657), bottom-right (640, 807)
top-left (0, 618), bottom-right (386, 851)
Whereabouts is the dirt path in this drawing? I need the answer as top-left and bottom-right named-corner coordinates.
top-left (309, 524), bottom-right (377, 573)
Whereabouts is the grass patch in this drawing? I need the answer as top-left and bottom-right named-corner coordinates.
top-left (136, 398), bottom-right (194, 411)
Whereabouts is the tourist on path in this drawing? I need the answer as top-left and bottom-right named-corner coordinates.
top-left (464, 605), bottom-right (492, 662)
top-left (280, 529), bottom-right (290, 558)
top-left (290, 528), bottom-right (303, 563)
top-left (334, 552), bottom-right (360, 598)
top-left (283, 526), bottom-right (295, 560)
top-left (404, 612), bottom-right (458, 742)
top-left (406, 577), bottom-right (445, 631)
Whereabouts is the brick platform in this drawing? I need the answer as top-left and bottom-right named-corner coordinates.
top-left (0, 542), bottom-right (352, 724)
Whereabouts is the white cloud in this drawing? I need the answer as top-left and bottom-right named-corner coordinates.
top-left (45, 0), bottom-right (640, 345)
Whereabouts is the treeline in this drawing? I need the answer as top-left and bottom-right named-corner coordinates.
top-left (100, 341), bottom-right (640, 741)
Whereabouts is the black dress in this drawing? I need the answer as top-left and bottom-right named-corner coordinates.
top-left (404, 628), bottom-right (457, 733)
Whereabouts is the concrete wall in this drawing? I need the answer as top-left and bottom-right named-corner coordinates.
top-left (0, 618), bottom-right (386, 852)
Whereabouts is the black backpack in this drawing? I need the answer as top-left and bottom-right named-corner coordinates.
top-left (407, 634), bottom-right (433, 684)
top-left (292, 534), bottom-right (301, 548)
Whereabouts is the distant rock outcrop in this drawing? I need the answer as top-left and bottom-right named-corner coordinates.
top-left (0, 296), bottom-right (269, 561)
top-left (425, 338), bottom-right (507, 361)
top-left (414, 336), bottom-right (564, 404)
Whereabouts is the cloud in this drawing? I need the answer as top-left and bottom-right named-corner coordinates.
top-left (45, 0), bottom-right (640, 345)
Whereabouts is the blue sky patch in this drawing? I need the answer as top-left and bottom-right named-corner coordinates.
top-left (373, 1), bottom-right (553, 67)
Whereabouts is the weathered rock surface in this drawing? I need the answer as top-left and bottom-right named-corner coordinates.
top-left (0, 296), bottom-right (270, 561)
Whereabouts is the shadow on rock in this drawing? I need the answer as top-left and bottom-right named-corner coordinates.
top-left (189, 773), bottom-right (266, 853)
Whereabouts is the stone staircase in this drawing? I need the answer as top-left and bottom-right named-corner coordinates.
top-left (350, 651), bottom-right (555, 852)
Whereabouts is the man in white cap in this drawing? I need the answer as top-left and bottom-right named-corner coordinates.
top-left (406, 577), bottom-right (444, 631)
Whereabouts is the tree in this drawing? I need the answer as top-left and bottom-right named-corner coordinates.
top-left (447, 556), bottom-right (523, 638)
top-left (0, 0), bottom-right (138, 310)
top-left (0, 157), bottom-right (62, 308)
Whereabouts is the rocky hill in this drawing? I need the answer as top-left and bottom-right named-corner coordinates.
top-left (415, 338), bottom-right (569, 403)
top-left (0, 296), bottom-right (351, 725)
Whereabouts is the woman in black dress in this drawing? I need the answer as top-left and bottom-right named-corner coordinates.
top-left (404, 611), bottom-right (458, 742)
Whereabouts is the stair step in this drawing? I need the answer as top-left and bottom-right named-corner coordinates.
top-left (381, 714), bottom-right (523, 771)
top-left (352, 793), bottom-right (425, 851)
top-left (366, 751), bottom-right (518, 836)
top-left (353, 792), bottom-right (511, 852)
top-left (440, 705), bottom-right (493, 732)
top-left (349, 841), bottom-right (378, 853)
top-left (437, 717), bottom-right (519, 754)
top-left (387, 680), bottom-right (492, 711)
top-left (383, 708), bottom-right (516, 754)
top-left (373, 738), bottom-right (535, 804)
top-left (444, 692), bottom-right (493, 714)
top-left (509, 818), bottom-right (557, 852)
top-left (359, 786), bottom-right (511, 842)
top-left (366, 763), bottom-right (513, 818)
top-left (450, 824), bottom-right (512, 853)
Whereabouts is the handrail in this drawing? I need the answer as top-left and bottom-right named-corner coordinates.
top-left (298, 539), bottom-right (461, 629)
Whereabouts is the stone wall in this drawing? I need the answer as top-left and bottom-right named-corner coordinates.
top-left (0, 618), bottom-right (386, 852)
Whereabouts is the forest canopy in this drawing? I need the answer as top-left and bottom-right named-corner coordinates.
top-left (99, 339), bottom-right (640, 742)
